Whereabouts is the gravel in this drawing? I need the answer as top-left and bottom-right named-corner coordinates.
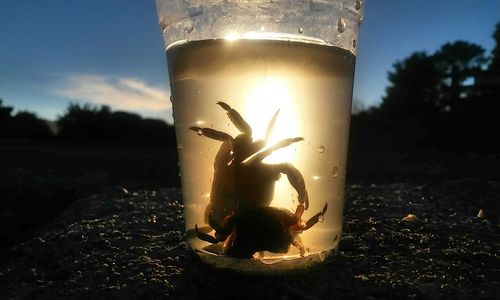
top-left (0, 179), bottom-right (499, 299)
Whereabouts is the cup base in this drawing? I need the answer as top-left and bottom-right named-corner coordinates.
top-left (194, 246), bottom-right (339, 274)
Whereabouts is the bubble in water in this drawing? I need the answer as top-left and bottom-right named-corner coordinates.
top-left (298, 27), bottom-right (304, 34)
top-left (337, 17), bottom-right (346, 33)
top-left (197, 129), bottom-right (203, 136)
top-left (318, 145), bottom-right (325, 153)
top-left (355, 0), bottom-right (362, 10)
top-left (352, 39), bottom-right (357, 48)
top-left (332, 166), bottom-right (339, 178)
top-left (210, 124), bottom-right (214, 128)
top-left (195, 90), bottom-right (200, 95)
top-left (318, 214), bottom-right (325, 222)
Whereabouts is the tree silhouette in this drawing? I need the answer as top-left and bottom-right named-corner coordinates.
top-left (434, 41), bottom-right (487, 110)
top-left (0, 100), bottom-right (14, 139)
top-left (377, 52), bottom-right (442, 149)
top-left (488, 22), bottom-right (500, 76)
top-left (0, 100), bottom-right (53, 141)
top-left (381, 52), bottom-right (442, 113)
top-left (57, 102), bottom-right (175, 145)
top-left (479, 22), bottom-right (500, 104)
top-left (9, 111), bottom-right (53, 140)
top-left (57, 103), bottom-right (109, 142)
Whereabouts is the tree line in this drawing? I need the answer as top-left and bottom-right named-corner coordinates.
top-left (0, 101), bottom-right (175, 146)
top-left (1, 22), bottom-right (499, 151)
top-left (350, 22), bottom-right (500, 154)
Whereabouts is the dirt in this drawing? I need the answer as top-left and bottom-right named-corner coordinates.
top-left (0, 179), bottom-right (499, 299)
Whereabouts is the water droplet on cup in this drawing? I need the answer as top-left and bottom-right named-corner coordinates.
top-left (337, 17), bottom-right (346, 33)
top-left (355, 0), bottom-right (362, 10)
top-left (197, 129), bottom-right (203, 136)
top-left (298, 27), bottom-right (304, 34)
top-left (332, 166), bottom-right (339, 178)
top-left (177, 145), bottom-right (184, 150)
top-left (318, 146), bottom-right (325, 153)
top-left (195, 90), bottom-right (200, 95)
top-left (352, 39), bottom-right (357, 48)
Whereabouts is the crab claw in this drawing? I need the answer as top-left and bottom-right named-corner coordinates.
top-left (216, 102), bottom-right (252, 135)
top-left (190, 126), bottom-right (233, 142)
top-left (303, 203), bottom-right (328, 230)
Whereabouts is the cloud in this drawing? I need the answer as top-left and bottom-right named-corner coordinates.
top-left (54, 74), bottom-right (172, 120)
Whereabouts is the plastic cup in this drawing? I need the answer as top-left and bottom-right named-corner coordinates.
top-left (156, 0), bottom-right (365, 273)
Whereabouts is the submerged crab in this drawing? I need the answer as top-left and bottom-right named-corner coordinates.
top-left (191, 102), bottom-right (309, 224)
top-left (195, 203), bottom-right (328, 258)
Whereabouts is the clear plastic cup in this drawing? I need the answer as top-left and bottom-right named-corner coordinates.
top-left (156, 0), bottom-right (365, 273)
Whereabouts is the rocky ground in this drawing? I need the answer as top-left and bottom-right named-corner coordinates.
top-left (0, 179), bottom-right (499, 299)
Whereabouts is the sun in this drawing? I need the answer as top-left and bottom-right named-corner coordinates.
top-left (244, 76), bottom-right (300, 164)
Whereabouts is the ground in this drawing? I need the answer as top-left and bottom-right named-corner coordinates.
top-left (0, 179), bottom-right (498, 299)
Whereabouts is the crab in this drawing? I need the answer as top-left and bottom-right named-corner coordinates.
top-left (195, 202), bottom-right (328, 258)
top-left (190, 102), bottom-right (309, 225)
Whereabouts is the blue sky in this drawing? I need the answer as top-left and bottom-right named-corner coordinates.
top-left (0, 0), bottom-right (499, 122)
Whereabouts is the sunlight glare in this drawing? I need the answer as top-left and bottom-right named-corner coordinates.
top-left (244, 76), bottom-right (300, 164)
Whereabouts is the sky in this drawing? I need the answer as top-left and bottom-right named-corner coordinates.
top-left (0, 0), bottom-right (499, 123)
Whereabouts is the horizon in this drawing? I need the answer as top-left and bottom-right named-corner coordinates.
top-left (1, 0), bottom-right (499, 122)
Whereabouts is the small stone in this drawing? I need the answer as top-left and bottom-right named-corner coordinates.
top-left (359, 246), bottom-right (371, 252)
top-left (355, 274), bottom-right (369, 281)
top-left (402, 214), bottom-right (417, 222)
top-left (476, 209), bottom-right (485, 219)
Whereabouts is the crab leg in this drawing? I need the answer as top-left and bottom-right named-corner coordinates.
top-left (217, 102), bottom-right (252, 135)
top-left (277, 163), bottom-right (310, 210)
top-left (302, 203), bottom-right (328, 230)
top-left (185, 225), bottom-right (212, 239)
top-left (264, 109), bottom-right (280, 141)
top-left (242, 136), bottom-right (308, 209)
top-left (242, 137), bottom-right (303, 166)
top-left (195, 225), bottom-right (220, 244)
top-left (190, 127), bottom-right (233, 142)
top-left (291, 234), bottom-right (306, 256)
